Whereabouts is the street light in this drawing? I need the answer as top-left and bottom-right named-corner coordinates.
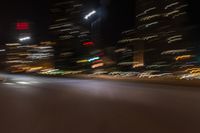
top-left (19, 36), bottom-right (31, 42)
top-left (88, 57), bottom-right (100, 62)
top-left (84, 10), bottom-right (96, 20)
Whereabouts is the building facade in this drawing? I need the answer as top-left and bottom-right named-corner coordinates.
top-left (5, 22), bottom-right (55, 73)
top-left (117, 0), bottom-right (198, 73)
top-left (49, 0), bottom-right (95, 70)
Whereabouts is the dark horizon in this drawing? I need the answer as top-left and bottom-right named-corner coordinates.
top-left (0, 0), bottom-right (199, 44)
top-left (0, 0), bottom-right (134, 44)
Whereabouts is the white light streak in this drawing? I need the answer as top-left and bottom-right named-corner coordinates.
top-left (16, 81), bottom-right (31, 85)
top-left (19, 36), bottom-right (31, 41)
top-left (84, 10), bottom-right (96, 20)
top-left (165, 2), bottom-right (179, 10)
top-left (0, 49), bottom-right (5, 52)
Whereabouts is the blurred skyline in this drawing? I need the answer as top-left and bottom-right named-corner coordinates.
top-left (0, 0), bottom-right (200, 79)
top-left (0, 1), bottom-right (200, 132)
top-left (0, 0), bottom-right (134, 45)
top-left (0, 0), bottom-right (199, 45)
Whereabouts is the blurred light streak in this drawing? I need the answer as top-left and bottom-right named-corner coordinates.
top-left (173, 12), bottom-right (187, 19)
top-left (93, 60), bottom-right (103, 64)
top-left (6, 43), bottom-right (21, 46)
top-left (175, 55), bottom-right (193, 61)
top-left (88, 57), bottom-right (100, 62)
top-left (83, 41), bottom-right (94, 46)
top-left (165, 2), bottom-right (179, 10)
top-left (84, 10), bottom-right (96, 20)
top-left (16, 81), bottom-right (31, 85)
top-left (140, 14), bottom-right (161, 21)
top-left (0, 49), bottom-right (5, 52)
top-left (76, 60), bottom-right (88, 63)
top-left (161, 49), bottom-right (190, 55)
top-left (133, 63), bottom-right (144, 68)
top-left (176, 4), bottom-right (188, 10)
top-left (145, 21), bottom-right (159, 27)
top-left (165, 10), bottom-right (180, 17)
top-left (144, 7), bottom-right (156, 13)
top-left (118, 62), bottom-right (134, 66)
top-left (3, 83), bottom-right (15, 85)
top-left (19, 36), bottom-right (31, 41)
top-left (92, 63), bottom-right (104, 69)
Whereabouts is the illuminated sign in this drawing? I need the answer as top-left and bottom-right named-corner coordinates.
top-left (83, 41), bottom-right (94, 46)
top-left (16, 22), bottom-right (30, 30)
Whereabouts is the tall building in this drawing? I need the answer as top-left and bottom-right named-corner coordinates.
top-left (25, 41), bottom-right (55, 73)
top-left (0, 45), bottom-right (6, 71)
top-left (5, 43), bottom-right (31, 73)
top-left (117, 0), bottom-right (198, 72)
top-left (5, 22), bottom-right (55, 73)
top-left (49, 0), bottom-right (95, 70)
top-left (5, 22), bottom-right (32, 72)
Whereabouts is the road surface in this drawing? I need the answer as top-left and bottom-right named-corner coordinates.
top-left (0, 74), bottom-right (200, 133)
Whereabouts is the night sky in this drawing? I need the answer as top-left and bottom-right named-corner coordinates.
top-left (0, 0), bottom-right (134, 43)
top-left (0, 0), bottom-right (51, 42)
top-left (0, 0), bottom-right (199, 44)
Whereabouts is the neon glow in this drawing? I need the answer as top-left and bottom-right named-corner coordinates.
top-left (83, 41), bottom-right (94, 46)
top-left (16, 22), bottom-right (29, 30)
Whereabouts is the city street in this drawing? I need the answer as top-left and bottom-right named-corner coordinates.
top-left (0, 74), bottom-right (200, 133)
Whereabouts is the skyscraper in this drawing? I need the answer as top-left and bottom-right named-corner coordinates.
top-left (49, 0), bottom-right (94, 70)
top-left (5, 21), bottom-right (55, 73)
top-left (5, 21), bottom-right (33, 73)
top-left (0, 43), bottom-right (6, 71)
top-left (117, 0), bottom-right (198, 72)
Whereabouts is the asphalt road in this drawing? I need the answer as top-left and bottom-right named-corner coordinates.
top-left (0, 74), bottom-right (200, 133)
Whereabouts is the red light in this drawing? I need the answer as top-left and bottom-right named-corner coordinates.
top-left (96, 52), bottom-right (105, 57)
top-left (93, 60), bottom-right (103, 64)
top-left (83, 41), bottom-right (94, 46)
top-left (16, 22), bottom-right (29, 30)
